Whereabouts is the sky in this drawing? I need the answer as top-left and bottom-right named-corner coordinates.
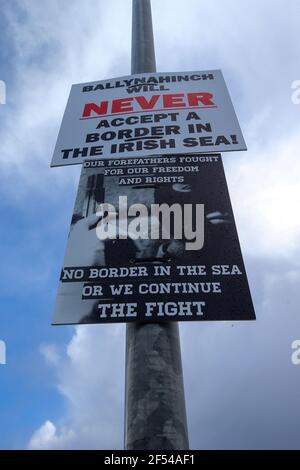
top-left (0, 0), bottom-right (300, 450)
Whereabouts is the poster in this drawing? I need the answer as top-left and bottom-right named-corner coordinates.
top-left (52, 154), bottom-right (255, 324)
top-left (50, 70), bottom-right (246, 167)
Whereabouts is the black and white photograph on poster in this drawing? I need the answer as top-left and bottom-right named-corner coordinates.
top-left (50, 70), bottom-right (247, 167)
top-left (52, 154), bottom-right (255, 324)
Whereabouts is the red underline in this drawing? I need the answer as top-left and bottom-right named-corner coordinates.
top-left (80, 105), bottom-right (217, 120)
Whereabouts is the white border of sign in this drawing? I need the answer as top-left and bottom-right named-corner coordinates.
top-left (51, 70), bottom-right (246, 167)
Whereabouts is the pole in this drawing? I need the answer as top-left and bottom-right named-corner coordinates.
top-left (124, 0), bottom-right (189, 450)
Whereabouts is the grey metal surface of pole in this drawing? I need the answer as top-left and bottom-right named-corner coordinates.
top-left (124, 0), bottom-right (189, 450)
